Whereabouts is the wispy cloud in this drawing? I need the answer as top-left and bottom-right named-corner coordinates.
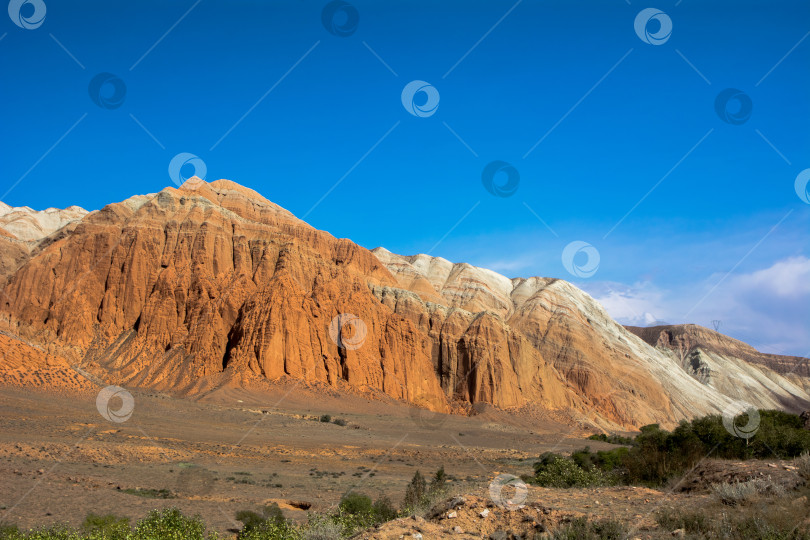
top-left (582, 256), bottom-right (810, 356)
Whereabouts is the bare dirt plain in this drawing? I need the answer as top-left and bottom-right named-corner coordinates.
top-left (0, 380), bottom-right (615, 536)
top-left (2, 382), bottom-right (806, 539)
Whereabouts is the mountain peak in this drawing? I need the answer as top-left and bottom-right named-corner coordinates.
top-left (177, 176), bottom-right (207, 191)
top-left (0, 203), bottom-right (88, 243)
top-left (0, 178), bottom-right (807, 429)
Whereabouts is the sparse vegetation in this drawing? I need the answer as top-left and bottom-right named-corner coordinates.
top-left (236, 504), bottom-right (295, 540)
top-left (130, 508), bottom-right (214, 539)
top-left (234, 467), bottom-right (447, 538)
top-left (81, 514), bottom-right (129, 535)
top-left (587, 433), bottom-right (635, 446)
top-left (796, 451), bottom-right (810, 482)
top-left (551, 517), bottom-right (627, 539)
top-left (5, 407), bottom-right (809, 540)
top-left (711, 477), bottom-right (786, 505)
top-left (0, 508), bottom-right (217, 539)
top-left (530, 453), bottom-right (618, 488)
top-left (299, 515), bottom-right (341, 540)
top-left (556, 410), bottom-right (810, 487)
top-left (318, 415), bottom-right (331, 423)
top-left (121, 487), bottom-right (175, 499)
top-left (402, 466), bottom-right (448, 513)
top-left (403, 470), bottom-right (426, 510)
top-left (370, 496), bottom-right (398, 523)
top-left (308, 467), bottom-right (345, 479)
top-left (656, 504), bottom-right (810, 539)
top-left (337, 492), bottom-right (372, 516)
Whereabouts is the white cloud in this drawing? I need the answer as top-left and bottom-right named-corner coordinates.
top-left (480, 255), bottom-right (539, 274)
top-left (582, 256), bottom-right (810, 357)
top-left (582, 281), bottom-right (668, 327)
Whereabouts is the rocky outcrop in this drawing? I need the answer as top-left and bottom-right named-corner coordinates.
top-left (626, 324), bottom-right (810, 412)
top-left (372, 250), bottom-right (810, 423)
top-left (0, 202), bottom-right (88, 280)
top-left (0, 178), bottom-right (807, 429)
top-left (0, 202), bottom-right (88, 242)
top-left (627, 324), bottom-right (810, 378)
top-left (0, 179), bottom-right (449, 411)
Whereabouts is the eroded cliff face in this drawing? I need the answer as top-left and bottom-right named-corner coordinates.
top-left (626, 324), bottom-right (810, 412)
top-left (0, 202), bottom-right (88, 280)
top-left (371, 249), bottom-right (810, 426)
top-left (0, 178), bottom-right (807, 429)
top-left (370, 285), bottom-right (580, 414)
top-left (627, 324), bottom-right (810, 378)
top-left (0, 179), bottom-right (447, 411)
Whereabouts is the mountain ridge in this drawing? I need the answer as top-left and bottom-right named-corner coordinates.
top-left (0, 177), bottom-right (806, 429)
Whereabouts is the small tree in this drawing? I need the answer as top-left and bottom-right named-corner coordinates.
top-left (372, 496), bottom-right (398, 522)
top-left (428, 466), bottom-right (447, 495)
top-left (339, 492), bottom-right (373, 515)
top-left (264, 503), bottom-right (286, 526)
top-left (235, 510), bottom-right (265, 535)
top-left (403, 470), bottom-right (426, 510)
top-left (236, 503), bottom-right (286, 538)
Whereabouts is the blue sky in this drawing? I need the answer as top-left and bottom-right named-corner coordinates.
top-left (2, 0), bottom-right (809, 354)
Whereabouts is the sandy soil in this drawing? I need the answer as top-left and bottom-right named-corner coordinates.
top-left (0, 382), bottom-right (608, 535)
top-left (1, 383), bottom-right (806, 538)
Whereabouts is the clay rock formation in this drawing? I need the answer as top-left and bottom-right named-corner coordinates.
top-left (0, 330), bottom-right (93, 392)
top-left (371, 250), bottom-right (809, 425)
top-left (627, 324), bottom-right (810, 411)
top-left (0, 202), bottom-right (88, 242)
top-left (0, 202), bottom-right (88, 280)
top-left (627, 324), bottom-right (810, 378)
top-left (0, 178), bottom-right (807, 429)
top-left (0, 179), bottom-right (447, 411)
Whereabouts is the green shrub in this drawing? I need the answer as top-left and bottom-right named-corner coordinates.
top-left (338, 493), bottom-right (372, 516)
top-left (237, 520), bottom-right (300, 540)
top-left (620, 423), bottom-right (705, 486)
top-left (570, 446), bottom-right (628, 474)
top-left (235, 504), bottom-right (289, 539)
top-left (262, 504), bottom-right (285, 526)
top-left (130, 508), bottom-right (215, 540)
top-left (0, 523), bottom-right (21, 540)
top-left (235, 510), bottom-right (265, 536)
top-left (0, 509), bottom-right (218, 540)
top-left (587, 433), bottom-right (635, 446)
top-left (686, 410), bottom-right (810, 460)
top-left (0, 523), bottom-right (20, 536)
top-left (428, 466), bottom-right (447, 496)
top-left (0, 525), bottom-right (82, 540)
top-left (532, 455), bottom-right (617, 488)
top-left (333, 491), bottom-right (398, 533)
top-left (234, 504), bottom-right (296, 539)
top-left (400, 467), bottom-right (449, 514)
top-left (81, 514), bottom-right (129, 536)
top-left (299, 516), bottom-right (340, 540)
top-left (553, 411), bottom-right (810, 488)
top-left (371, 496), bottom-right (398, 522)
top-left (319, 415), bottom-right (331, 423)
top-left (331, 418), bottom-right (347, 427)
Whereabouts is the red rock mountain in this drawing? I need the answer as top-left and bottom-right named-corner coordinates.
top-left (0, 178), bottom-right (807, 429)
